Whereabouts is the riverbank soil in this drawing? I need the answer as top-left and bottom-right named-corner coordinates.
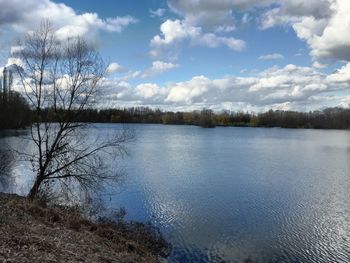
top-left (0, 193), bottom-right (169, 263)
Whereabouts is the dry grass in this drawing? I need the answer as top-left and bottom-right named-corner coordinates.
top-left (0, 193), bottom-right (169, 263)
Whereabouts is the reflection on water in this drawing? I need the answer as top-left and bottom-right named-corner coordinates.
top-left (0, 145), bottom-right (14, 192)
top-left (1, 124), bottom-right (350, 262)
top-left (0, 129), bottom-right (34, 195)
top-left (0, 130), bottom-right (21, 192)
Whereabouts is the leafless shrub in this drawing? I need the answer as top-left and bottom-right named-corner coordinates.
top-left (13, 21), bottom-right (134, 200)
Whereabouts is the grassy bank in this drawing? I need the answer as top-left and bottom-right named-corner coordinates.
top-left (0, 193), bottom-right (169, 263)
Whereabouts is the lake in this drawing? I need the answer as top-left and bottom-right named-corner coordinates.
top-left (1, 124), bottom-right (349, 262)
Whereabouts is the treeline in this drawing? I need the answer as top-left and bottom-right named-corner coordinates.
top-left (40, 106), bottom-right (350, 130)
top-left (3, 100), bottom-right (350, 130)
top-left (254, 108), bottom-right (350, 129)
top-left (0, 91), bottom-right (31, 129)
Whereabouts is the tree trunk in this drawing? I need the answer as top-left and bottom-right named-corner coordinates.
top-left (27, 176), bottom-right (43, 200)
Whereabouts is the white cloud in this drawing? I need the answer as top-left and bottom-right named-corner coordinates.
top-left (150, 19), bottom-right (245, 59)
top-left (107, 63), bottom-right (126, 74)
top-left (168, 0), bottom-right (274, 30)
top-left (10, 46), bottom-right (24, 55)
top-left (151, 20), bottom-right (200, 46)
top-left (294, 0), bottom-right (350, 61)
top-left (259, 8), bottom-right (298, 29)
top-left (6, 57), bottom-right (23, 67)
top-left (116, 61), bottom-right (179, 81)
top-left (259, 0), bottom-right (331, 29)
top-left (257, 0), bottom-right (350, 62)
top-left (0, 57), bottom-right (24, 80)
top-left (258, 53), bottom-right (284, 60)
top-left (165, 76), bottom-right (211, 104)
top-left (101, 64), bottom-right (350, 111)
top-left (141, 61), bottom-right (179, 78)
top-left (215, 25), bottom-right (236, 33)
top-left (166, 0), bottom-right (350, 62)
top-left (118, 70), bottom-right (142, 82)
top-left (135, 83), bottom-right (164, 99)
top-left (312, 61), bottom-right (328, 69)
top-left (0, 0), bottom-right (138, 39)
top-left (150, 8), bottom-right (166, 18)
top-left (326, 63), bottom-right (350, 83)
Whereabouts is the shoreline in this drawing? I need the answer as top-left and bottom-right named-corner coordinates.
top-left (0, 193), bottom-right (170, 263)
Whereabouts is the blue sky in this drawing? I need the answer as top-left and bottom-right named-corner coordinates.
top-left (1, 0), bottom-right (350, 111)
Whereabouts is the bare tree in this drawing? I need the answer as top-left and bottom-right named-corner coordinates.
top-left (14, 21), bottom-right (132, 200)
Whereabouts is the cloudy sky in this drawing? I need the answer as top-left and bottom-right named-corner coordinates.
top-left (1, 0), bottom-right (350, 112)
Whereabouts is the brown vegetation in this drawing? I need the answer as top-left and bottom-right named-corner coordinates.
top-left (0, 193), bottom-right (169, 263)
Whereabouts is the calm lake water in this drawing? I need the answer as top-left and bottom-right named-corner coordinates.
top-left (1, 124), bottom-right (350, 262)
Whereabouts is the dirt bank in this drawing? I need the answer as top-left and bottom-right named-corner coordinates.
top-left (0, 193), bottom-right (169, 263)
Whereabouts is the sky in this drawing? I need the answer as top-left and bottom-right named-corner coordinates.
top-left (1, 0), bottom-right (350, 112)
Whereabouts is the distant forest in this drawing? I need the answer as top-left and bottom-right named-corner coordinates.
top-left (2, 92), bottom-right (350, 130)
top-left (42, 106), bottom-right (350, 129)
top-left (0, 91), bottom-right (31, 129)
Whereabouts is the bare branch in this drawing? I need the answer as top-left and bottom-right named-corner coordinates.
top-left (14, 21), bottom-right (133, 200)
